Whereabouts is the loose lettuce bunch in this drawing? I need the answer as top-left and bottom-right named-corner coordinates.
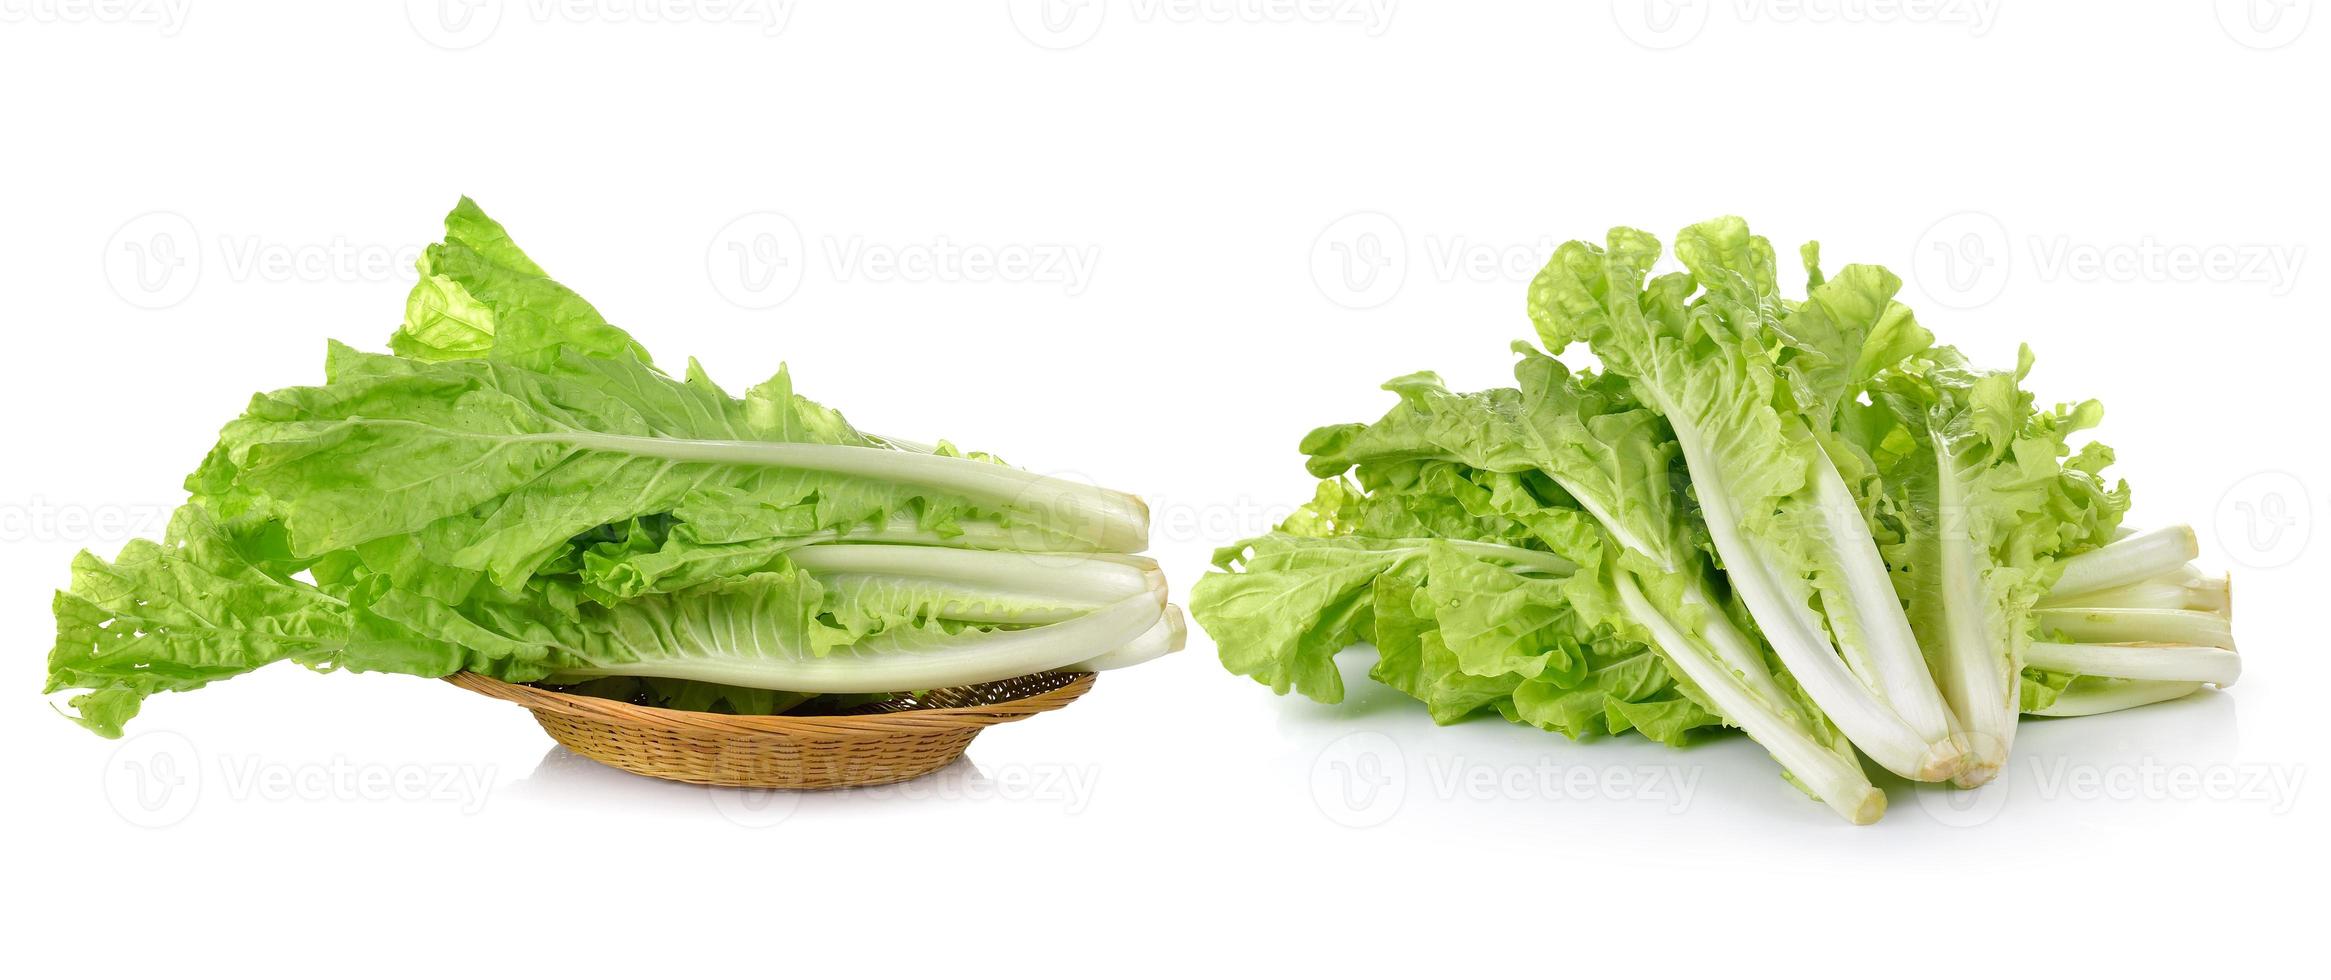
top-left (1195, 218), bottom-right (2238, 823)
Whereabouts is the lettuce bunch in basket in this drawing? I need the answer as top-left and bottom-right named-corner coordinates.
top-left (47, 199), bottom-right (1182, 737)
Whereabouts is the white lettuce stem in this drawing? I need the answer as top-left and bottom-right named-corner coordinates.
top-left (788, 545), bottom-right (1157, 606)
top-left (763, 513), bottom-right (1109, 554)
top-left (793, 545), bottom-right (1162, 626)
top-left (1619, 575), bottom-right (1884, 825)
top-left (2035, 607), bottom-right (2236, 650)
top-left (2039, 577), bottom-right (2228, 613)
top-left (866, 432), bottom-right (938, 454)
top-left (825, 517), bottom-right (1108, 554)
top-left (1667, 423), bottom-right (1951, 780)
top-left (2028, 678), bottom-right (2205, 717)
top-left (1324, 539), bottom-right (1574, 576)
top-left (1439, 539), bottom-right (1577, 575)
top-left (552, 433), bottom-right (1151, 553)
top-left (1679, 581), bottom-right (1798, 714)
top-left (2049, 525), bottom-right (2199, 598)
top-left (2032, 549), bottom-right (2239, 713)
top-left (1806, 448), bottom-right (1960, 749)
top-left (1932, 449), bottom-right (2016, 789)
top-left (815, 577), bottom-right (1092, 625)
top-left (1223, 537), bottom-right (1572, 578)
top-left (2025, 642), bottom-right (2242, 687)
top-left (576, 585), bottom-right (1169, 692)
top-left (1071, 604), bottom-right (1187, 672)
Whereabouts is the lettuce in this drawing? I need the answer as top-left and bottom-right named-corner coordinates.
top-left (46, 199), bottom-right (1178, 737)
top-left (1851, 345), bottom-right (2129, 784)
top-left (1195, 217), bottom-right (2240, 822)
top-left (1196, 349), bottom-right (1883, 822)
top-left (1527, 221), bottom-right (1957, 781)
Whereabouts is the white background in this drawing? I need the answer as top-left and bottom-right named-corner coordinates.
top-left (4, 2), bottom-right (2324, 975)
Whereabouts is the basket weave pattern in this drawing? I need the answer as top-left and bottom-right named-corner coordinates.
top-left (449, 671), bottom-right (1095, 789)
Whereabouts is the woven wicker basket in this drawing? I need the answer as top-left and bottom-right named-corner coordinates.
top-left (448, 670), bottom-right (1096, 789)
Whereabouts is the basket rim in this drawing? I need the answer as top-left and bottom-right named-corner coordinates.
top-left (445, 670), bottom-right (1096, 737)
